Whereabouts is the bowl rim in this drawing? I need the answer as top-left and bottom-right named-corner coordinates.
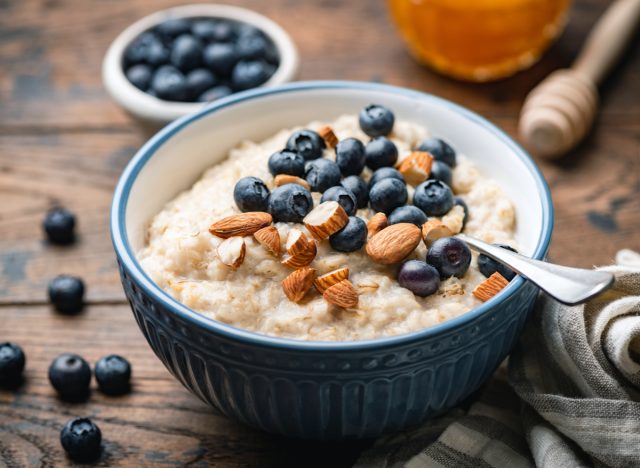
top-left (111, 80), bottom-right (554, 351)
top-left (102, 3), bottom-right (300, 123)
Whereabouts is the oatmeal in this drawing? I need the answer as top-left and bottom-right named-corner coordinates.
top-left (137, 112), bottom-right (516, 341)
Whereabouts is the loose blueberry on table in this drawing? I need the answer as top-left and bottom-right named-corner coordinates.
top-left (95, 355), bottom-right (132, 395)
top-left (123, 17), bottom-right (279, 102)
top-left (219, 104), bottom-right (514, 308)
top-left (0, 342), bottom-right (26, 387)
top-left (48, 353), bottom-right (92, 400)
top-left (48, 275), bottom-right (85, 314)
top-left (60, 417), bottom-right (102, 462)
top-left (43, 207), bottom-right (76, 245)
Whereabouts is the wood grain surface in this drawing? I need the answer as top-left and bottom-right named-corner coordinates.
top-left (0, 0), bottom-right (638, 466)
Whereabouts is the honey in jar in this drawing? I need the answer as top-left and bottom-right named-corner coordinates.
top-left (387, 0), bottom-right (572, 81)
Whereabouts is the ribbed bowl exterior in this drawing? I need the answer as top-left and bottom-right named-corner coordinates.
top-left (119, 261), bottom-right (538, 439)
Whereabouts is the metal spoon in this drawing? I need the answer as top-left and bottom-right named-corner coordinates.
top-left (458, 234), bottom-right (615, 305)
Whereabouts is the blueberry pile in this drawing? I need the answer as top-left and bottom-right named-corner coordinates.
top-left (123, 17), bottom-right (279, 102)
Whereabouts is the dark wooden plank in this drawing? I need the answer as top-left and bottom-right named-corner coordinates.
top-left (0, 304), bottom-right (371, 467)
top-left (0, 0), bottom-right (638, 130)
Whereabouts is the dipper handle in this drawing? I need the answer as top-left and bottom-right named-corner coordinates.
top-left (519, 0), bottom-right (640, 159)
top-left (573, 0), bottom-right (640, 85)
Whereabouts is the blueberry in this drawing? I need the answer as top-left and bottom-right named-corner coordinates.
top-left (478, 244), bottom-right (518, 281)
top-left (269, 184), bottom-right (313, 223)
top-left (335, 138), bottom-right (366, 176)
top-left (321, 186), bottom-right (357, 216)
top-left (198, 85), bottom-right (233, 102)
top-left (43, 207), bottom-right (76, 245)
top-left (304, 158), bottom-right (342, 193)
top-left (48, 353), bottom-right (92, 400)
top-left (268, 150), bottom-right (305, 177)
top-left (413, 180), bottom-right (454, 216)
top-left (359, 104), bottom-right (394, 137)
top-left (286, 129), bottom-right (325, 161)
top-left (416, 137), bottom-right (457, 167)
top-left (126, 64), bottom-right (153, 91)
top-left (151, 65), bottom-right (188, 101)
top-left (124, 32), bottom-right (166, 66)
top-left (236, 32), bottom-right (269, 60)
top-left (453, 196), bottom-right (469, 229)
top-left (233, 176), bottom-right (270, 212)
top-left (0, 342), bottom-right (25, 386)
top-left (60, 418), bottom-right (102, 462)
top-left (368, 167), bottom-right (405, 189)
top-left (329, 216), bottom-right (368, 252)
top-left (191, 19), bottom-right (219, 41)
top-left (427, 237), bottom-right (472, 279)
top-left (388, 205), bottom-right (427, 227)
top-left (208, 20), bottom-right (235, 42)
top-left (365, 137), bottom-right (398, 170)
top-left (48, 275), bottom-right (85, 314)
top-left (398, 260), bottom-right (440, 297)
top-left (203, 43), bottom-right (238, 76)
top-left (185, 68), bottom-right (216, 99)
top-left (341, 176), bottom-right (369, 209)
top-left (429, 160), bottom-right (453, 187)
top-left (156, 18), bottom-right (191, 40)
top-left (369, 178), bottom-right (408, 214)
top-left (95, 355), bottom-right (131, 395)
top-left (231, 60), bottom-right (271, 90)
top-left (170, 34), bottom-right (203, 72)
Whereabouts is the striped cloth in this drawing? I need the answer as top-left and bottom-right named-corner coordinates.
top-left (355, 250), bottom-right (640, 468)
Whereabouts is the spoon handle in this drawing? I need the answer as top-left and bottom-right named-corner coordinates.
top-left (458, 235), bottom-right (614, 305)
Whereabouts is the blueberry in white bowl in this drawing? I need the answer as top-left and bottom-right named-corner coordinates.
top-left (321, 186), bottom-right (357, 216)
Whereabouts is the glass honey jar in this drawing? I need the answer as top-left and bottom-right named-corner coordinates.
top-left (387, 0), bottom-right (572, 81)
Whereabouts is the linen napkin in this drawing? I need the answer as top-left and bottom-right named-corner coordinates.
top-left (355, 249), bottom-right (640, 468)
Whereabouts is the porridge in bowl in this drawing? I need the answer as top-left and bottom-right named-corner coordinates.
top-left (137, 105), bottom-right (517, 341)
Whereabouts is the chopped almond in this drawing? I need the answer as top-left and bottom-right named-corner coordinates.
top-left (318, 125), bottom-right (339, 148)
top-left (216, 237), bottom-right (246, 268)
top-left (254, 226), bottom-right (281, 256)
top-left (303, 201), bottom-right (349, 240)
top-left (314, 267), bottom-right (350, 293)
top-left (472, 272), bottom-right (509, 302)
top-left (396, 151), bottom-right (434, 186)
top-left (421, 219), bottom-right (454, 247)
top-left (282, 267), bottom-right (316, 302)
top-left (274, 174), bottom-right (310, 190)
top-left (323, 279), bottom-right (358, 308)
top-left (367, 212), bottom-right (388, 238)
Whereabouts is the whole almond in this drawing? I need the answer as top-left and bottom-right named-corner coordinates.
top-left (216, 237), bottom-right (246, 268)
top-left (396, 151), bottom-right (434, 186)
top-left (366, 223), bottom-right (421, 264)
top-left (367, 212), bottom-right (388, 238)
top-left (472, 272), bottom-right (509, 302)
top-left (209, 212), bottom-right (272, 238)
top-left (274, 174), bottom-right (310, 190)
top-left (323, 279), bottom-right (358, 308)
top-left (421, 219), bottom-right (454, 247)
top-left (282, 267), bottom-right (316, 303)
top-left (318, 125), bottom-right (339, 148)
top-left (303, 201), bottom-right (349, 240)
top-left (314, 267), bottom-right (350, 293)
top-left (254, 226), bottom-right (281, 256)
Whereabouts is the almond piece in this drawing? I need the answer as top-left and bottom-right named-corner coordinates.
top-left (366, 223), bottom-right (421, 264)
top-left (282, 229), bottom-right (317, 268)
top-left (421, 219), bottom-right (454, 247)
top-left (254, 226), bottom-right (281, 256)
top-left (441, 204), bottom-right (465, 235)
top-left (323, 279), bottom-right (358, 308)
top-left (396, 151), bottom-right (434, 186)
top-left (216, 237), bottom-right (246, 268)
top-left (318, 125), bottom-right (339, 148)
top-left (274, 174), bottom-right (310, 190)
top-left (303, 201), bottom-right (349, 240)
top-left (209, 212), bottom-right (272, 238)
top-left (367, 212), bottom-right (388, 238)
top-left (282, 267), bottom-right (316, 303)
top-left (314, 267), bottom-right (350, 293)
top-left (472, 272), bottom-right (509, 302)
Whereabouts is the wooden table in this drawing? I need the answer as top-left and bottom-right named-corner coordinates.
top-left (0, 0), bottom-right (638, 465)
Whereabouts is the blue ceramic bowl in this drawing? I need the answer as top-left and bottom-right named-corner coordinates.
top-left (111, 81), bottom-right (553, 439)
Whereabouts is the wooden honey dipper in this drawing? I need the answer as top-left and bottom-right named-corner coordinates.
top-left (519, 0), bottom-right (640, 159)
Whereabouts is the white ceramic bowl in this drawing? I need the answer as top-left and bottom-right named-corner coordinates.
top-left (102, 4), bottom-right (299, 127)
